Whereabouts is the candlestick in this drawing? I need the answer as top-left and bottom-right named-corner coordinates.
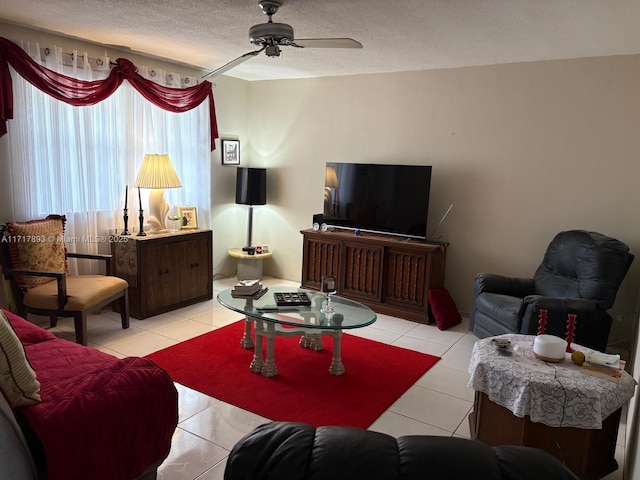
top-left (124, 185), bottom-right (128, 210)
top-left (137, 209), bottom-right (146, 236)
top-left (536, 309), bottom-right (548, 335)
top-left (121, 208), bottom-right (130, 235)
top-left (565, 313), bottom-right (577, 353)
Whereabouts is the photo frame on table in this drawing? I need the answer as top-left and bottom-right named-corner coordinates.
top-left (178, 206), bottom-right (198, 229)
top-left (221, 139), bottom-right (240, 165)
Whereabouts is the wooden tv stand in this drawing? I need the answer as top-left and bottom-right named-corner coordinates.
top-left (300, 229), bottom-right (447, 323)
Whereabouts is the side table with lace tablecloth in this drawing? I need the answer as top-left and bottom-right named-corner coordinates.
top-left (468, 334), bottom-right (636, 480)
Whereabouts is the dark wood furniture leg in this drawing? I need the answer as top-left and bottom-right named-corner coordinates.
top-left (119, 290), bottom-right (130, 329)
top-left (74, 312), bottom-right (88, 346)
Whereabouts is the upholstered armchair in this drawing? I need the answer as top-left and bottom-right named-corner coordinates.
top-left (0, 215), bottom-right (129, 345)
top-left (469, 230), bottom-right (633, 352)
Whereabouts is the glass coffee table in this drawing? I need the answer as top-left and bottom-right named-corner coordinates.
top-left (217, 285), bottom-right (377, 377)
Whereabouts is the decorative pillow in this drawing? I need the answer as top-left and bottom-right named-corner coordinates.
top-left (0, 310), bottom-right (41, 407)
top-left (6, 215), bottom-right (67, 292)
top-left (429, 288), bottom-right (462, 331)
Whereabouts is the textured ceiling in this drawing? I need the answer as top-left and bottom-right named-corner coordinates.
top-left (1, 0), bottom-right (639, 81)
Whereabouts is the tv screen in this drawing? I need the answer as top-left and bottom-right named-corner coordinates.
top-left (323, 162), bottom-right (432, 239)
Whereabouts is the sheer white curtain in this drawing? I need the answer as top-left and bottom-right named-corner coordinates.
top-left (7, 43), bottom-right (210, 272)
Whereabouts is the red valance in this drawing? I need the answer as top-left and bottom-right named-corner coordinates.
top-left (0, 37), bottom-right (218, 151)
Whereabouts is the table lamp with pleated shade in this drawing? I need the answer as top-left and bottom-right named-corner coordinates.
top-left (134, 154), bottom-right (182, 234)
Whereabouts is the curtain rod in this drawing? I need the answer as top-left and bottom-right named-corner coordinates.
top-left (36, 45), bottom-right (210, 86)
top-left (37, 47), bottom-right (207, 86)
top-left (39, 46), bottom-right (117, 71)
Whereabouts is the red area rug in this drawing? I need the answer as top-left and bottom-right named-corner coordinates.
top-left (146, 320), bottom-right (439, 428)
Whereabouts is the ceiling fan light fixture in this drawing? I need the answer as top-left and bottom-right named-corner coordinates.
top-left (265, 45), bottom-right (281, 57)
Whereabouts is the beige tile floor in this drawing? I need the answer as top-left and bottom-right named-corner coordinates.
top-left (38, 276), bottom-right (627, 480)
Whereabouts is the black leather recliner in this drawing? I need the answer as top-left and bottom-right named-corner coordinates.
top-left (224, 421), bottom-right (578, 480)
top-left (469, 230), bottom-right (633, 352)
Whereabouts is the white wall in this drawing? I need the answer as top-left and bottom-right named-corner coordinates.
top-left (209, 75), bottom-right (250, 276)
top-left (220, 56), bottom-right (640, 352)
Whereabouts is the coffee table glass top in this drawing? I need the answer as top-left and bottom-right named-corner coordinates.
top-left (217, 285), bottom-right (377, 330)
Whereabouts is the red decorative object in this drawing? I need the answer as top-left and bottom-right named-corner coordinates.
top-left (0, 37), bottom-right (218, 150)
top-left (565, 313), bottom-right (577, 352)
top-left (536, 309), bottom-right (548, 335)
top-left (428, 288), bottom-right (462, 331)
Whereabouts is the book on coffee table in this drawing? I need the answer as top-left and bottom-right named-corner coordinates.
top-left (232, 279), bottom-right (262, 295)
top-left (231, 286), bottom-right (268, 299)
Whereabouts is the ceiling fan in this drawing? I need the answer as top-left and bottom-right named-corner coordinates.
top-left (203, 0), bottom-right (363, 78)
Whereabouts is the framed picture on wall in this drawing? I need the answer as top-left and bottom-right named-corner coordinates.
top-left (221, 139), bottom-right (240, 165)
top-left (178, 206), bottom-right (198, 229)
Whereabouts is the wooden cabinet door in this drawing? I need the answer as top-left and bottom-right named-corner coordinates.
top-left (382, 248), bottom-right (428, 309)
top-left (143, 242), bottom-right (181, 310)
top-left (180, 234), bottom-right (210, 300)
top-left (301, 235), bottom-right (341, 291)
top-left (342, 242), bottom-right (383, 302)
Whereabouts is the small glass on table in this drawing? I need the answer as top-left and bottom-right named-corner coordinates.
top-left (320, 275), bottom-right (337, 313)
top-left (168, 215), bottom-right (181, 232)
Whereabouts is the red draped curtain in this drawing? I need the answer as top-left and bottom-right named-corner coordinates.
top-left (0, 36), bottom-right (218, 150)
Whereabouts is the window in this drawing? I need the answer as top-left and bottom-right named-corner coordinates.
top-left (5, 43), bottom-right (211, 267)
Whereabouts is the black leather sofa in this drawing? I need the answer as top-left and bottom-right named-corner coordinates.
top-left (224, 421), bottom-right (578, 480)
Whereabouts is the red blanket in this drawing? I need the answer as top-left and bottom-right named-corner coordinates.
top-left (4, 309), bottom-right (178, 480)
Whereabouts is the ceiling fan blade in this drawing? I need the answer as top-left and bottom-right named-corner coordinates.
top-left (202, 47), bottom-right (265, 78)
top-left (292, 38), bottom-right (363, 49)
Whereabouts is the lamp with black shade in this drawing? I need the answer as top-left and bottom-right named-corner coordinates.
top-left (236, 167), bottom-right (266, 253)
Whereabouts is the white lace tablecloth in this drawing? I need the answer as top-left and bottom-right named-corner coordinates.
top-left (468, 334), bottom-right (637, 429)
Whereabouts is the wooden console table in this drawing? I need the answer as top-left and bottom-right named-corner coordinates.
top-left (468, 334), bottom-right (636, 479)
top-left (300, 229), bottom-right (447, 323)
top-left (111, 229), bottom-right (213, 319)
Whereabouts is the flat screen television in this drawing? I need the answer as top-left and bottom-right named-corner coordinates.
top-left (323, 162), bottom-right (432, 239)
